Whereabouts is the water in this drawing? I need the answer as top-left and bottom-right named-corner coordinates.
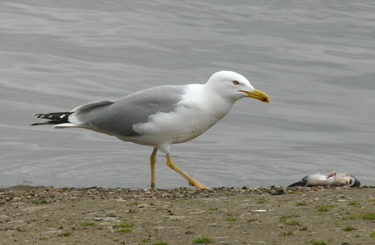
top-left (1, 0), bottom-right (374, 189)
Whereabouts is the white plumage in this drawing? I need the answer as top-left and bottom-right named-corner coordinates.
top-left (32, 71), bottom-right (270, 189)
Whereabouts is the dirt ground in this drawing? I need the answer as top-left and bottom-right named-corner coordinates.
top-left (1, 185), bottom-right (375, 245)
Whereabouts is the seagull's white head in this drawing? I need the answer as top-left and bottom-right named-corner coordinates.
top-left (205, 71), bottom-right (270, 103)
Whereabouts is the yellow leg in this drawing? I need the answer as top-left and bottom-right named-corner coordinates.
top-left (150, 148), bottom-right (158, 189)
top-left (166, 154), bottom-right (209, 189)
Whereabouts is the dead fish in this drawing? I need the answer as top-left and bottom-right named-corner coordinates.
top-left (288, 171), bottom-right (360, 187)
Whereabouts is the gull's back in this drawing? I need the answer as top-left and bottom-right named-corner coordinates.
top-left (57, 85), bottom-right (186, 138)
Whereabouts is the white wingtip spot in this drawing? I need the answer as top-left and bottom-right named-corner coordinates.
top-left (60, 114), bottom-right (66, 119)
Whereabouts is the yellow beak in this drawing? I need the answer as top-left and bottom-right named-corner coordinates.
top-left (240, 88), bottom-right (270, 103)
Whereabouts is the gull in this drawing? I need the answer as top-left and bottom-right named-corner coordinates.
top-left (288, 171), bottom-right (361, 187)
top-left (31, 71), bottom-right (270, 189)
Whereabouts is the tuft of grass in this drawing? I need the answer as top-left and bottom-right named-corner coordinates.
top-left (171, 218), bottom-right (180, 221)
top-left (347, 213), bottom-right (375, 220)
top-left (307, 240), bottom-right (327, 245)
top-left (280, 215), bottom-right (293, 219)
top-left (226, 217), bottom-right (237, 221)
top-left (105, 212), bottom-right (116, 217)
top-left (370, 232), bottom-right (375, 237)
top-left (193, 237), bottom-right (213, 244)
top-left (80, 222), bottom-right (95, 226)
top-left (349, 201), bottom-right (361, 207)
top-left (279, 215), bottom-right (293, 222)
top-left (347, 214), bottom-right (360, 219)
top-left (287, 190), bottom-right (299, 194)
top-left (149, 202), bottom-right (155, 205)
top-left (343, 226), bottom-right (357, 231)
top-left (116, 222), bottom-right (134, 228)
top-left (39, 237), bottom-right (48, 240)
top-left (116, 228), bottom-right (132, 233)
top-left (152, 243), bottom-right (168, 245)
top-left (317, 205), bottom-right (335, 212)
top-left (317, 206), bottom-right (328, 212)
top-left (247, 218), bottom-right (257, 222)
top-left (208, 207), bottom-right (218, 210)
top-left (171, 200), bottom-right (185, 203)
top-left (362, 213), bottom-right (375, 220)
top-left (128, 202), bottom-right (139, 206)
top-left (226, 213), bottom-right (237, 221)
top-left (58, 231), bottom-right (72, 237)
top-left (297, 202), bottom-right (307, 206)
top-left (279, 231), bottom-right (293, 236)
top-left (256, 197), bottom-right (266, 204)
top-left (285, 220), bottom-right (301, 226)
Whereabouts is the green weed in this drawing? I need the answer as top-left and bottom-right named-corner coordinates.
top-left (116, 222), bottom-right (135, 228)
top-left (343, 226), bottom-right (357, 231)
top-left (193, 237), bottom-right (213, 244)
top-left (116, 228), bottom-right (132, 233)
top-left (307, 240), bottom-right (327, 245)
top-left (296, 202), bottom-right (307, 206)
top-left (208, 207), bottom-right (218, 210)
top-left (80, 222), bottom-right (95, 226)
top-left (317, 205), bottom-right (335, 212)
top-left (362, 213), bottom-right (375, 220)
top-left (285, 220), bottom-right (301, 226)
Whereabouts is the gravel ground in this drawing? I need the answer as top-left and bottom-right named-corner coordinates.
top-left (1, 185), bottom-right (375, 245)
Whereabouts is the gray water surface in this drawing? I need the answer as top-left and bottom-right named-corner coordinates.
top-left (1, 0), bottom-right (374, 188)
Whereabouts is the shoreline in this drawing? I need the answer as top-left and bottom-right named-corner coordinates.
top-left (1, 186), bottom-right (375, 244)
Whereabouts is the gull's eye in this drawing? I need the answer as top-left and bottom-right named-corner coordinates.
top-left (233, 80), bottom-right (240, 85)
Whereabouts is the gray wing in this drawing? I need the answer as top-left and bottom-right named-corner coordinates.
top-left (72, 85), bottom-right (186, 137)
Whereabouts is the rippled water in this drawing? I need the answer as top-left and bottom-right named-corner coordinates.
top-left (1, 0), bottom-right (374, 188)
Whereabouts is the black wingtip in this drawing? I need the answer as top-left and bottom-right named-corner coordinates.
top-left (288, 176), bottom-right (308, 187)
top-left (31, 112), bottom-right (72, 126)
top-left (288, 181), bottom-right (305, 187)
